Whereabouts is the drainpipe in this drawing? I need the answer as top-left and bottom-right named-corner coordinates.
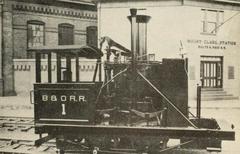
top-left (0, 0), bottom-right (3, 96)
top-left (1, 1), bottom-right (16, 96)
top-left (197, 84), bottom-right (201, 119)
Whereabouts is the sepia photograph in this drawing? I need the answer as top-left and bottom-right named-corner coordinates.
top-left (0, 0), bottom-right (239, 153)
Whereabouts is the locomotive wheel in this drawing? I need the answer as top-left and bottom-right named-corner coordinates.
top-left (57, 135), bottom-right (168, 154)
top-left (132, 137), bottom-right (169, 154)
top-left (89, 136), bottom-right (169, 154)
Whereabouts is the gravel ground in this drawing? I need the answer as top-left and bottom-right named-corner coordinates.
top-left (0, 95), bottom-right (33, 117)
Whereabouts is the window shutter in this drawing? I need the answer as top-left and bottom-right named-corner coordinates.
top-left (228, 66), bottom-right (234, 79)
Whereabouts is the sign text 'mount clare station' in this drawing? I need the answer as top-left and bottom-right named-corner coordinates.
top-left (187, 39), bottom-right (237, 50)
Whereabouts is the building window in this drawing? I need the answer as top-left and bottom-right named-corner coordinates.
top-left (58, 23), bottom-right (74, 45)
top-left (200, 56), bottom-right (223, 88)
top-left (201, 9), bottom-right (224, 35)
top-left (27, 20), bottom-right (45, 47)
top-left (86, 26), bottom-right (97, 47)
top-left (228, 66), bottom-right (234, 79)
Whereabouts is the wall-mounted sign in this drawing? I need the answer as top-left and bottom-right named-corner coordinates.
top-left (187, 39), bottom-right (236, 50)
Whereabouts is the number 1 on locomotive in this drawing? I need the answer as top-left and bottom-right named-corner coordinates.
top-left (62, 104), bottom-right (66, 115)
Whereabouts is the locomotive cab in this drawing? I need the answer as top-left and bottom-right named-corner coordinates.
top-left (28, 45), bottom-right (103, 134)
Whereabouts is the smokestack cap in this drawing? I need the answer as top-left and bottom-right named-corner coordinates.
top-left (128, 15), bottom-right (151, 23)
top-left (130, 8), bottom-right (137, 16)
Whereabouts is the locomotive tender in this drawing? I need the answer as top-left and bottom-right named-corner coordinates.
top-left (29, 9), bottom-right (235, 154)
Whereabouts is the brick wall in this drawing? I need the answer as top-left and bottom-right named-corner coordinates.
top-left (12, 1), bottom-right (97, 59)
top-left (0, 0), bottom-right (97, 96)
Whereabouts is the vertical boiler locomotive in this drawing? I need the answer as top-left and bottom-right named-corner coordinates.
top-left (28, 9), bottom-right (234, 154)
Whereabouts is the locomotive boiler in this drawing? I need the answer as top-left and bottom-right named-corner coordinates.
top-left (28, 9), bottom-right (235, 154)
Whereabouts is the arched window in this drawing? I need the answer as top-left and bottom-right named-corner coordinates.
top-left (86, 26), bottom-right (97, 47)
top-left (58, 23), bottom-right (74, 45)
top-left (27, 20), bottom-right (45, 48)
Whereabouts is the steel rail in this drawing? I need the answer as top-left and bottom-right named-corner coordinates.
top-left (0, 137), bottom-right (56, 153)
top-left (0, 116), bottom-right (34, 127)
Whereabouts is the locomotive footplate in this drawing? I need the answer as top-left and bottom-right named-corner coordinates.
top-left (35, 123), bottom-right (234, 153)
top-left (35, 124), bottom-right (235, 140)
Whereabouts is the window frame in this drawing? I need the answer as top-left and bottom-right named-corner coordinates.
top-left (86, 26), bottom-right (98, 47)
top-left (201, 9), bottom-right (224, 35)
top-left (27, 20), bottom-right (45, 48)
top-left (27, 20), bottom-right (45, 58)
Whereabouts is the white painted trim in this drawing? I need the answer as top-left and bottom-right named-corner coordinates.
top-left (40, 118), bottom-right (89, 122)
top-left (57, 0), bottom-right (95, 6)
top-left (213, 0), bottom-right (240, 5)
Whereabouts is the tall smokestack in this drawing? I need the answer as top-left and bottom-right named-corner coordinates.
top-left (128, 9), bottom-right (151, 61)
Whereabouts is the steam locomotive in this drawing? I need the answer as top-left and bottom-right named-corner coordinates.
top-left (28, 9), bottom-right (234, 154)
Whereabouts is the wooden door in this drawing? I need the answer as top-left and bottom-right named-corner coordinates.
top-left (200, 57), bottom-right (222, 88)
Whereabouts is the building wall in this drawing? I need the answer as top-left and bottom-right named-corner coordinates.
top-left (1, 1), bottom-right (15, 96)
top-left (0, 0), bottom-right (97, 96)
top-left (12, 1), bottom-right (97, 59)
top-left (13, 59), bottom-right (97, 95)
top-left (0, 3), bottom-right (3, 96)
top-left (98, 0), bottom-right (240, 101)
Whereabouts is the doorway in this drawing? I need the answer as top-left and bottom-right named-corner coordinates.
top-left (200, 56), bottom-right (223, 88)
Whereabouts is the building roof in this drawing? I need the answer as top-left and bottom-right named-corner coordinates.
top-left (214, 0), bottom-right (240, 4)
top-left (97, 0), bottom-right (240, 5)
top-left (58, 0), bottom-right (96, 5)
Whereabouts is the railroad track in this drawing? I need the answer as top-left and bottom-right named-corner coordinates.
top-left (0, 116), bottom-right (222, 154)
top-left (0, 116), bottom-right (57, 154)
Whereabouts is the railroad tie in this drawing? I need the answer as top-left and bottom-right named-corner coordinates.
top-left (8, 126), bottom-right (17, 131)
top-left (37, 146), bottom-right (50, 152)
top-left (20, 126), bottom-right (33, 132)
top-left (7, 140), bottom-right (18, 146)
top-left (12, 144), bottom-right (22, 149)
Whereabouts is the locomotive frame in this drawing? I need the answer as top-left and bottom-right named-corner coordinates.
top-left (28, 9), bottom-right (235, 154)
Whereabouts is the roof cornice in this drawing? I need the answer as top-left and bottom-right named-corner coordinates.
top-left (97, 0), bottom-right (240, 5)
top-left (212, 0), bottom-right (240, 4)
top-left (57, 0), bottom-right (96, 6)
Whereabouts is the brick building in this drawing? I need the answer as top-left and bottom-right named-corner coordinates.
top-left (0, 0), bottom-right (97, 96)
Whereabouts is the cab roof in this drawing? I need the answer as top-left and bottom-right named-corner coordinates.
top-left (27, 45), bottom-right (103, 59)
